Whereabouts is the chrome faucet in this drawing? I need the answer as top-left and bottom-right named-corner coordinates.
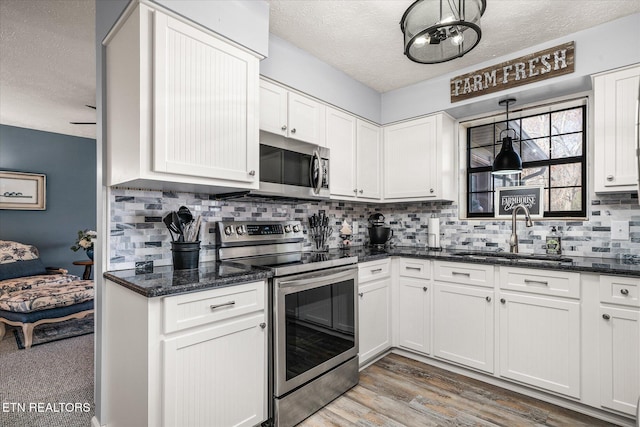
top-left (509, 204), bottom-right (533, 253)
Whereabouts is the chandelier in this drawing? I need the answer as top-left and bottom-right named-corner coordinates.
top-left (400, 0), bottom-right (486, 64)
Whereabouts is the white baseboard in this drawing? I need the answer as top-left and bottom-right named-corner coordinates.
top-left (91, 415), bottom-right (103, 427)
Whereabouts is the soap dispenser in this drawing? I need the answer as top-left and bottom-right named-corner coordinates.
top-left (546, 226), bottom-right (562, 255)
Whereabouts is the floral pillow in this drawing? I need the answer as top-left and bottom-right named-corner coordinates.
top-left (0, 241), bottom-right (39, 264)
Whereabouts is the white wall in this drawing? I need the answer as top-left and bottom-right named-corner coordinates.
top-left (382, 13), bottom-right (640, 124)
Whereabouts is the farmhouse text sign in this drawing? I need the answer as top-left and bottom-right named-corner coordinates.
top-left (450, 41), bottom-right (575, 103)
top-left (495, 186), bottom-right (544, 219)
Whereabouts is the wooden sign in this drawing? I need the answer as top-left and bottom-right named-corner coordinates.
top-left (495, 186), bottom-right (544, 219)
top-left (450, 42), bottom-right (575, 103)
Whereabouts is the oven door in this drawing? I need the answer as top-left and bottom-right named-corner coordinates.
top-left (273, 265), bottom-right (358, 397)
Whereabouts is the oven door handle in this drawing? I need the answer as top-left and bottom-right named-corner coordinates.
top-left (278, 267), bottom-right (356, 293)
top-left (309, 149), bottom-right (322, 195)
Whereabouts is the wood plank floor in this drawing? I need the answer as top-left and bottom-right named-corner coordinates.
top-left (298, 353), bottom-right (620, 427)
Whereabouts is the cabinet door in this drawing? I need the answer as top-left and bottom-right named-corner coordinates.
top-left (499, 292), bottom-right (580, 398)
top-left (358, 278), bottom-right (391, 365)
top-left (433, 283), bottom-right (494, 372)
top-left (153, 12), bottom-right (259, 183)
top-left (599, 306), bottom-right (640, 416)
top-left (594, 65), bottom-right (640, 192)
top-left (383, 116), bottom-right (438, 199)
top-left (259, 80), bottom-right (288, 137)
top-left (398, 277), bottom-right (431, 355)
top-left (326, 107), bottom-right (357, 198)
top-left (356, 120), bottom-right (382, 200)
top-left (288, 92), bottom-right (325, 145)
top-left (163, 313), bottom-right (266, 427)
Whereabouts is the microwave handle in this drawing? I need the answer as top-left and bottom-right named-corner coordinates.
top-left (310, 150), bottom-right (323, 194)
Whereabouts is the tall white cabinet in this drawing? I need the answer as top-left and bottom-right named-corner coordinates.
top-left (593, 65), bottom-right (640, 193)
top-left (105, 3), bottom-right (260, 192)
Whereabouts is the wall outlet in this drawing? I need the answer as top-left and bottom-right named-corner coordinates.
top-left (352, 221), bottom-right (358, 235)
top-left (611, 220), bottom-right (629, 240)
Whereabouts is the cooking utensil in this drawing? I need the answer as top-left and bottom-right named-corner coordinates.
top-left (163, 212), bottom-right (181, 242)
top-left (172, 211), bottom-right (185, 242)
top-left (177, 206), bottom-right (193, 226)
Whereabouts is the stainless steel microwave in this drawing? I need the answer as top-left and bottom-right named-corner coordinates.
top-left (254, 131), bottom-right (330, 200)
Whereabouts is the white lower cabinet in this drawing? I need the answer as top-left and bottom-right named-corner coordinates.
top-left (104, 280), bottom-right (268, 427)
top-left (498, 268), bottom-right (581, 399)
top-left (397, 259), bottom-right (432, 354)
top-left (598, 275), bottom-right (640, 416)
top-left (358, 260), bottom-right (392, 365)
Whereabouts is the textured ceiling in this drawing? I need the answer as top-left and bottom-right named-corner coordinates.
top-left (0, 0), bottom-right (639, 139)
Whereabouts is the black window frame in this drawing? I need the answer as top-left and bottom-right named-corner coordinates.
top-left (466, 104), bottom-right (587, 219)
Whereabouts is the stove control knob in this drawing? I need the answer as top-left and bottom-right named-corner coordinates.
top-left (224, 225), bottom-right (234, 236)
top-left (236, 225), bottom-right (246, 235)
top-left (284, 224), bottom-right (292, 233)
top-left (292, 224), bottom-right (301, 233)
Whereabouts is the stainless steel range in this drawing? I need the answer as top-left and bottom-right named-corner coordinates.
top-left (216, 220), bottom-right (359, 427)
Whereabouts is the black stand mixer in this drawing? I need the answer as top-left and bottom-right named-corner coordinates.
top-left (368, 213), bottom-right (393, 248)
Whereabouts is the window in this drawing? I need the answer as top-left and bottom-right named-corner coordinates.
top-left (466, 103), bottom-right (586, 218)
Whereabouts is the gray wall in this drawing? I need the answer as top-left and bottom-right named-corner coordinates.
top-left (0, 124), bottom-right (96, 275)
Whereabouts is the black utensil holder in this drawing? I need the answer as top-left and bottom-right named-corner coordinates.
top-left (171, 241), bottom-right (200, 270)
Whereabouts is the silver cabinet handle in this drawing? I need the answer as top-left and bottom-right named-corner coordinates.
top-left (486, 296), bottom-right (492, 302)
top-left (620, 289), bottom-right (629, 295)
top-left (602, 313), bottom-right (611, 320)
top-left (524, 279), bottom-right (548, 286)
top-left (606, 175), bottom-right (614, 182)
top-left (353, 189), bottom-right (358, 193)
top-left (371, 268), bottom-right (383, 274)
top-left (281, 125), bottom-right (287, 131)
top-left (210, 301), bottom-right (235, 310)
top-left (291, 128), bottom-right (297, 134)
top-left (358, 292), bottom-right (364, 298)
top-left (259, 322), bottom-right (266, 329)
top-left (406, 266), bottom-right (422, 271)
top-left (452, 271), bottom-right (470, 277)
top-left (500, 298), bottom-right (506, 304)
top-left (359, 189), bottom-right (363, 194)
top-left (423, 286), bottom-right (428, 292)
top-left (429, 188), bottom-right (434, 193)
top-left (249, 170), bottom-right (256, 176)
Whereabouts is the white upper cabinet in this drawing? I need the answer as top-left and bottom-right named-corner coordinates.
top-left (326, 107), bottom-right (382, 201)
top-left (383, 113), bottom-right (456, 201)
top-left (593, 65), bottom-right (640, 193)
top-left (105, 4), bottom-right (260, 192)
top-left (259, 79), bottom-right (325, 145)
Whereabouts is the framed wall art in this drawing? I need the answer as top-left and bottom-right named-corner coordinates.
top-left (495, 185), bottom-right (544, 219)
top-left (0, 171), bottom-right (47, 210)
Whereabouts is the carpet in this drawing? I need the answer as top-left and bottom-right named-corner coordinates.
top-left (13, 313), bottom-right (94, 349)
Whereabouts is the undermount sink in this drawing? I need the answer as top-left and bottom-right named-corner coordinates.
top-left (450, 251), bottom-right (573, 265)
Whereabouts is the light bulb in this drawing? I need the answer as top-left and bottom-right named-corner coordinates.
top-left (451, 32), bottom-right (463, 46)
top-left (414, 35), bottom-right (428, 46)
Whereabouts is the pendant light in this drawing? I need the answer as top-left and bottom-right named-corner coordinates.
top-left (400, 0), bottom-right (486, 64)
top-left (492, 98), bottom-right (522, 175)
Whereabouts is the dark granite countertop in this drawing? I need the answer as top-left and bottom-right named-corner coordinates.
top-left (104, 261), bottom-right (273, 298)
top-left (347, 246), bottom-right (640, 278)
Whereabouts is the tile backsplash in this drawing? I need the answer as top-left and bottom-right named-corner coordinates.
top-left (109, 188), bottom-right (640, 271)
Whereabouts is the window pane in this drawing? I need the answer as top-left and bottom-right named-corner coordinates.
top-left (551, 108), bottom-right (582, 135)
top-left (521, 115), bottom-right (550, 139)
top-left (521, 137), bottom-right (550, 162)
top-left (551, 163), bottom-right (581, 187)
top-left (551, 134), bottom-right (582, 158)
top-left (493, 174), bottom-right (521, 189)
top-left (521, 166), bottom-right (549, 188)
top-left (550, 187), bottom-right (582, 211)
top-left (469, 192), bottom-right (492, 214)
top-left (469, 124), bottom-right (495, 148)
top-left (469, 146), bottom-right (495, 168)
top-left (469, 171), bottom-right (493, 192)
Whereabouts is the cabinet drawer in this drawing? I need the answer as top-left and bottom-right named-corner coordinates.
top-left (399, 258), bottom-right (431, 279)
top-left (600, 275), bottom-right (640, 307)
top-left (434, 261), bottom-right (493, 288)
top-left (163, 281), bottom-right (265, 333)
top-left (499, 267), bottom-right (580, 299)
top-left (358, 259), bottom-right (391, 283)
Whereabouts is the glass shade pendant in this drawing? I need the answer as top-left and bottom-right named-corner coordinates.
top-left (492, 98), bottom-right (523, 175)
top-left (400, 0), bottom-right (486, 64)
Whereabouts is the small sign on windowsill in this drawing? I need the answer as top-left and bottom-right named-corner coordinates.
top-left (495, 186), bottom-right (544, 219)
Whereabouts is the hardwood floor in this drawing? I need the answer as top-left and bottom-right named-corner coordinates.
top-left (298, 353), bottom-right (619, 427)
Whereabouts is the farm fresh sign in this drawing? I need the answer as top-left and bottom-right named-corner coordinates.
top-left (450, 42), bottom-right (575, 102)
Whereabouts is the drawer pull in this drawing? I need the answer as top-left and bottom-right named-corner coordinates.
top-left (602, 313), bottom-right (611, 320)
top-left (371, 268), bottom-right (383, 274)
top-left (210, 301), bottom-right (235, 310)
top-left (486, 296), bottom-right (492, 302)
top-left (452, 271), bottom-right (470, 277)
top-left (406, 266), bottom-right (422, 271)
top-left (423, 286), bottom-right (428, 292)
top-left (524, 279), bottom-right (548, 286)
top-left (620, 288), bottom-right (629, 295)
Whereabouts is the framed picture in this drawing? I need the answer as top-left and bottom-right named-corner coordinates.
top-left (495, 185), bottom-right (544, 219)
top-left (0, 171), bottom-right (46, 210)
